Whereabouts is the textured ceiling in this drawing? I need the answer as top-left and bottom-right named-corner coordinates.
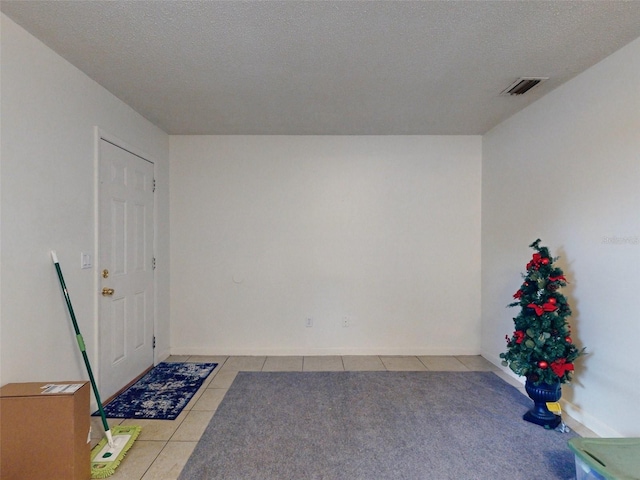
top-left (3, 1), bottom-right (640, 135)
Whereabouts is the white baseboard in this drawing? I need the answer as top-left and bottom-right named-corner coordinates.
top-left (561, 399), bottom-right (622, 438)
top-left (155, 348), bottom-right (171, 364)
top-left (169, 346), bottom-right (483, 356)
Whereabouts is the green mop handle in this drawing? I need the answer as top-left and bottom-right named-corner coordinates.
top-left (51, 251), bottom-right (111, 437)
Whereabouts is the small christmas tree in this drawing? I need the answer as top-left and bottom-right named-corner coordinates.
top-left (500, 239), bottom-right (584, 386)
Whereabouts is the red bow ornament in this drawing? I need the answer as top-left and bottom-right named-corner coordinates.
top-left (550, 358), bottom-right (574, 377)
top-left (549, 275), bottom-right (567, 283)
top-left (527, 301), bottom-right (558, 316)
top-left (526, 253), bottom-right (542, 270)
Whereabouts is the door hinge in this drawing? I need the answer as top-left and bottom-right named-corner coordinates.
top-left (152, 257), bottom-right (156, 270)
top-left (153, 178), bottom-right (156, 192)
top-left (153, 336), bottom-right (156, 349)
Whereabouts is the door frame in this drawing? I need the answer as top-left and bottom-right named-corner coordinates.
top-left (94, 127), bottom-right (158, 394)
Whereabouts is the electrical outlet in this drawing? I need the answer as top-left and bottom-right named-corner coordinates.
top-left (306, 317), bottom-right (313, 328)
top-left (342, 316), bottom-right (349, 327)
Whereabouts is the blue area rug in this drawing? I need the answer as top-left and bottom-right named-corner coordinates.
top-left (96, 362), bottom-right (217, 420)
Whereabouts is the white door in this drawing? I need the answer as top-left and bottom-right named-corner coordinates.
top-left (98, 138), bottom-right (155, 400)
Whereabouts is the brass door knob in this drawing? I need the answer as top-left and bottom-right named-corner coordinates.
top-left (101, 287), bottom-right (115, 296)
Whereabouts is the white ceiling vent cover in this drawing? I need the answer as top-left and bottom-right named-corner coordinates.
top-left (500, 77), bottom-right (549, 96)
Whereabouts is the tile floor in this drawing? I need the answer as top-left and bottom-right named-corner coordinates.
top-left (92, 355), bottom-right (595, 480)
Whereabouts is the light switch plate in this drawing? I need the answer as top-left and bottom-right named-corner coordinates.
top-left (81, 252), bottom-right (92, 269)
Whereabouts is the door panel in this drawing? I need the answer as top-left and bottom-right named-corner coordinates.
top-left (99, 138), bottom-right (154, 399)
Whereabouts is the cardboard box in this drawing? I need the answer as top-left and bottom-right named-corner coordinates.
top-left (0, 381), bottom-right (90, 480)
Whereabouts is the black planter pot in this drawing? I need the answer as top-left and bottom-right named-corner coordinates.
top-left (523, 379), bottom-right (562, 429)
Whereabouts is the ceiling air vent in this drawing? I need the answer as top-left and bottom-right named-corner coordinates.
top-left (500, 77), bottom-right (549, 96)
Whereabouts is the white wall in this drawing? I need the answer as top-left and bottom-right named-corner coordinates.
top-left (6, 6), bottom-right (636, 439)
top-left (0, 15), bottom-right (170, 388)
top-left (482, 37), bottom-right (640, 436)
top-left (170, 136), bottom-right (481, 355)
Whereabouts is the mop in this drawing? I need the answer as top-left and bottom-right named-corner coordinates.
top-left (51, 251), bottom-right (141, 478)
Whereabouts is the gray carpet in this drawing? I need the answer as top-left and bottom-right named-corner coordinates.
top-left (179, 371), bottom-right (578, 480)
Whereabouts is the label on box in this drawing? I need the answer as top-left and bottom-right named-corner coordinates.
top-left (40, 384), bottom-right (84, 394)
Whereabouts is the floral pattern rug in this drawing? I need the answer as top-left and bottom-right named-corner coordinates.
top-left (96, 362), bottom-right (218, 420)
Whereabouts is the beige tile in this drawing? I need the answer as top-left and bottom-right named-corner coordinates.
top-left (303, 356), bottom-right (344, 371)
top-left (208, 369), bottom-right (238, 388)
top-left (121, 411), bottom-right (187, 441)
top-left (418, 356), bottom-right (469, 371)
top-left (199, 375), bottom-right (215, 390)
top-left (342, 355), bottom-right (385, 371)
top-left (263, 356), bottom-right (304, 371)
top-left (184, 364), bottom-right (220, 399)
top-left (456, 355), bottom-right (499, 371)
top-left (380, 356), bottom-right (427, 371)
top-left (163, 355), bottom-right (191, 363)
top-left (191, 388), bottom-right (227, 411)
top-left (222, 355), bottom-right (266, 371)
top-left (141, 441), bottom-right (197, 480)
top-left (171, 410), bottom-right (215, 441)
top-left (182, 384), bottom-right (208, 411)
top-left (200, 367), bottom-right (223, 389)
top-left (106, 440), bottom-right (166, 480)
top-left (90, 416), bottom-right (124, 447)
